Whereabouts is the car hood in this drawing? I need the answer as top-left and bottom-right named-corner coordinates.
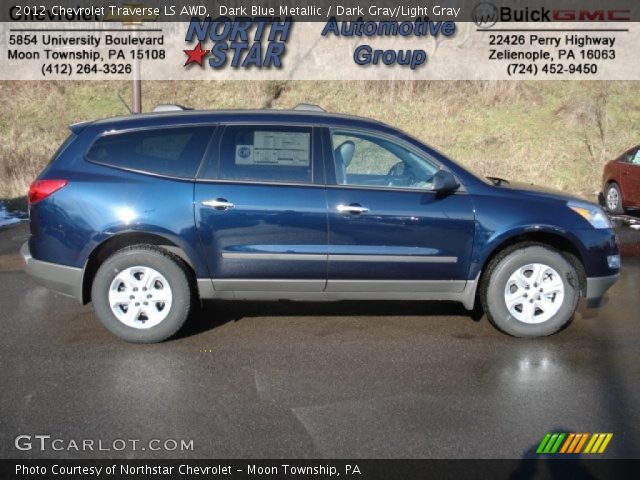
top-left (497, 181), bottom-right (588, 204)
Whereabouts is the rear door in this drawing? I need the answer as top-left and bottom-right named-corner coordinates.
top-left (194, 124), bottom-right (328, 292)
top-left (322, 128), bottom-right (475, 294)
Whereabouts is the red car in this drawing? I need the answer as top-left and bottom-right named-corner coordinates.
top-left (601, 145), bottom-right (640, 214)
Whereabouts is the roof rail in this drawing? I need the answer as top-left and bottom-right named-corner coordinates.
top-left (293, 103), bottom-right (325, 112)
top-left (153, 104), bottom-right (194, 113)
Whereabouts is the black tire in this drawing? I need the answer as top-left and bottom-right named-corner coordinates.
top-left (480, 244), bottom-right (580, 337)
top-left (91, 245), bottom-right (194, 343)
top-left (604, 182), bottom-right (624, 215)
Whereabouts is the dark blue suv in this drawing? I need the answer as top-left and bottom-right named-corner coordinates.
top-left (22, 105), bottom-right (620, 342)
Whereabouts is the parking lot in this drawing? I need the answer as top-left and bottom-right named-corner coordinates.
top-left (1, 219), bottom-right (639, 459)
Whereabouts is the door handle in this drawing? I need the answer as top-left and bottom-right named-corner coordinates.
top-left (337, 203), bottom-right (369, 215)
top-left (202, 198), bottom-right (235, 210)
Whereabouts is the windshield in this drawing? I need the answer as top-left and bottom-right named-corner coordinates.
top-left (398, 132), bottom-right (491, 185)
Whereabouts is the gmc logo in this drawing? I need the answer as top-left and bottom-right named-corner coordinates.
top-left (552, 9), bottom-right (631, 21)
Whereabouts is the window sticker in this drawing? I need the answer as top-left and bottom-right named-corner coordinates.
top-left (235, 131), bottom-right (310, 166)
top-left (235, 145), bottom-right (254, 164)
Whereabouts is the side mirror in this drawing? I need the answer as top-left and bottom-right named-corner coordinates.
top-left (431, 170), bottom-right (460, 193)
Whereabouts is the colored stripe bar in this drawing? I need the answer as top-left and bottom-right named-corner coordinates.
top-left (598, 434), bottom-right (613, 453)
top-left (537, 434), bottom-right (552, 454)
top-left (584, 433), bottom-right (599, 453)
top-left (538, 432), bottom-right (612, 454)
top-left (574, 433), bottom-right (589, 453)
top-left (567, 433), bottom-right (584, 454)
top-left (560, 434), bottom-right (575, 454)
top-left (586, 433), bottom-right (613, 454)
top-left (550, 433), bottom-right (566, 453)
top-left (591, 434), bottom-right (606, 453)
top-left (544, 434), bottom-right (559, 453)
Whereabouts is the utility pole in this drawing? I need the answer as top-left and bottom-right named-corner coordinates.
top-left (108, 3), bottom-right (157, 113)
top-left (107, 4), bottom-right (151, 114)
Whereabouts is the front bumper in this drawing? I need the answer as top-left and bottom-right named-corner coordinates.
top-left (21, 242), bottom-right (83, 302)
top-left (585, 273), bottom-right (619, 308)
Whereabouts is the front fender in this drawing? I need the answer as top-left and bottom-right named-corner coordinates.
top-left (469, 223), bottom-right (587, 280)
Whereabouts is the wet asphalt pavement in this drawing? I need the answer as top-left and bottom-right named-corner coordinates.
top-left (0, 219), bottom-right (639, 460)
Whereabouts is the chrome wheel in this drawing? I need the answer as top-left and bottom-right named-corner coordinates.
top-left (108, 266), bottom-right (173, 329)
top-left (504, 263), bottom-right (565, 325)
top-left (606, 186), bottom-right (619, 212)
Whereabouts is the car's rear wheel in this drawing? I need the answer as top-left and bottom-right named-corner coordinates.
top-left (481, 244), bottom-right (580, 337)
top-left (91, 245), bottom-right (193, 343)
top-left (605, 182), bottom-right (624, 214)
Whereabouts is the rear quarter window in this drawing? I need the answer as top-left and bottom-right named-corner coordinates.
top-left (86, 126), bottom-right (213, 178)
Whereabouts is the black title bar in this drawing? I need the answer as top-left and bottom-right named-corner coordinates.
top-left (2, 0), bottom-right (640, 22)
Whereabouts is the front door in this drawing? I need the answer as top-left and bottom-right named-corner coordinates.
top-left (323, 128), bottom-right (475, 293)
top-left (194, 124), bottom-right (328, 292)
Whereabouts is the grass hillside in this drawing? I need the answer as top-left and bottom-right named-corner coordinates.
top-left (1, 80), bottom-right (639, 201)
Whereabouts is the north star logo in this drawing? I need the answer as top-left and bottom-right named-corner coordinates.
top-left (183, 16), bottom-right (291, 69)
top-left (183, 42), bottom-right (209, 66)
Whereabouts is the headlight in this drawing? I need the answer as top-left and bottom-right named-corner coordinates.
top-left (568, 201), bottom-right (612, 229)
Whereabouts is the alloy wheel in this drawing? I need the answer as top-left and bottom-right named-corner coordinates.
top-left (606, 187), bottom-right (619, 212)
top-left (503, 263), bottom-right (565, 324)
top-left (108, 266), bottom-right (173, 329)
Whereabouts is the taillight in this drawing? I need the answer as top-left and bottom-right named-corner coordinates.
top-left (28, 179), bottom-right (68, 205)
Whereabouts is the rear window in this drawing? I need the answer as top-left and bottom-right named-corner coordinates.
top-left (86, 126), bottom-right (213, 178)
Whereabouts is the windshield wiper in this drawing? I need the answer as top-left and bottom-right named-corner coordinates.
top-left (487, 176), bottom-right (510, 186)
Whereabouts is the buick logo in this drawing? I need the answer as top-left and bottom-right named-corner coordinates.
top-left (472, 2), bottom-right (499, 28)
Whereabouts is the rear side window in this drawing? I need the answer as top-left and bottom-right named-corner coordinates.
top-left (214, 125), bottom-right (312, 184)
top-left (86, 126), bottom-right (213, 178)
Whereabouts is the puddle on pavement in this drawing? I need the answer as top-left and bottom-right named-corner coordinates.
top-left (0, 200), bottom-right (28, 228)
top-left (611, 214), bottom-right (640, 228)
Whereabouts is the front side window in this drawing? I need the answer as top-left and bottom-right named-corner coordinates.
top-left (216, 126), bottom-right (312, 184)
top-left (330, 130), bottom-right (439, 190)
top-left (86, 126), bottom-right (213, 178)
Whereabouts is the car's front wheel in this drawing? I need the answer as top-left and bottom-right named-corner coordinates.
top-left (605, 182), bottom-right (624, 214)
top-left (481, 244), bottom-right (580, 337)
top-left (91, 245), bottom-right (193, 343)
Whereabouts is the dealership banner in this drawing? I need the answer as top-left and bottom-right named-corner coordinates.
top-left (0, 0), bottom-right (638, 80)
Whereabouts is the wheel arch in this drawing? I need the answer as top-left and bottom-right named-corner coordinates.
top-left (605, 179), bottom-right (619, 187)
top-left (476, 231), bottom-right (587, 299)
top-left (604, 179), bottom-right (621, 193)
top-left (81, 232), bottom-right (196, 304)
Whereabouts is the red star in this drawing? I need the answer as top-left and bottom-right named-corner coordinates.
top-left (183, 42), bottom-right (210, 67)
